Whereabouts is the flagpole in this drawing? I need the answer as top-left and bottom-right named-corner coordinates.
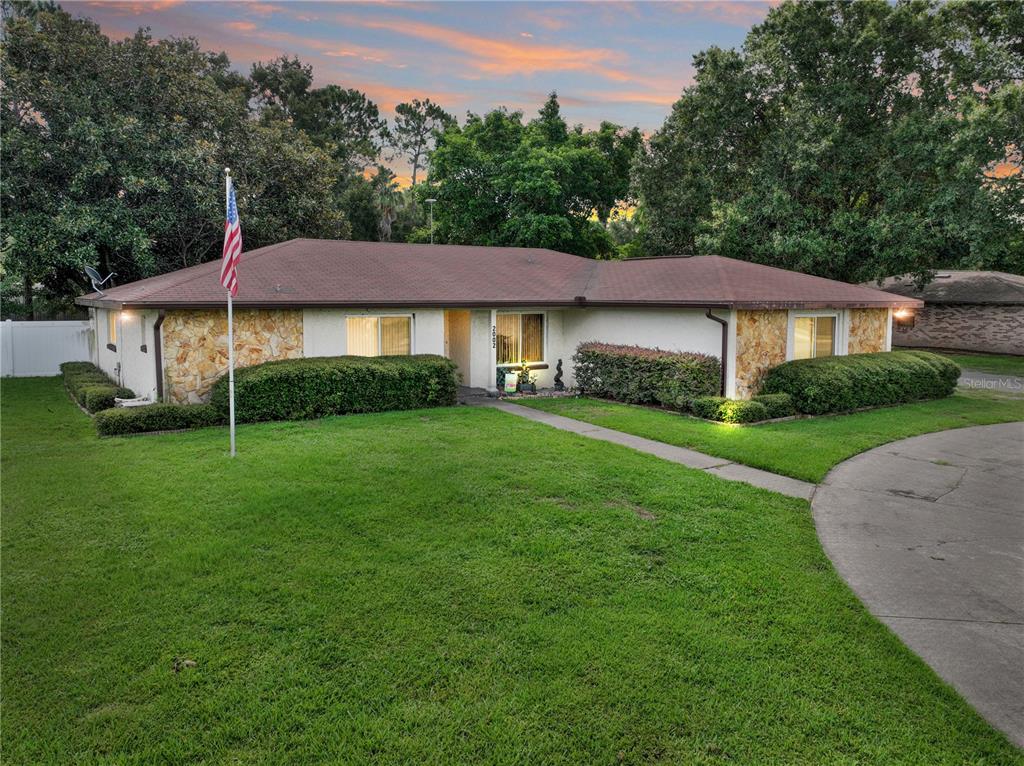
top-left (225, 168), bottom-right (237, 458)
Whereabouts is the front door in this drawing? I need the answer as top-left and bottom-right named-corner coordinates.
top-left (444, 310), bottom-right (471, 384)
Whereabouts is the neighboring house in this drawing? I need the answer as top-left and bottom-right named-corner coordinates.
top-left (76, 240), bottom-right (919, 403)
top-left (873, 271), bottom-right (1024, 356)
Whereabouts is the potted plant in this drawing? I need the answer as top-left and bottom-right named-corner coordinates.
top-left (516, 361), bottom-right (537, 393)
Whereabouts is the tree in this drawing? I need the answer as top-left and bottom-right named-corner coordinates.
top-left (250, 55), bottom-right (313, 122)
top-left (1, 4), bottom-right (348, 313)
top-left (427, 96), bottom-right (639, 258)
top-left (391, 98), bottom-right (455, 189)
top-left (297, 85), bottom-right (389, 175)
top-left (371, 166), bottom-right (401, 241)
top-left (250, 57), bottom-right (388, 176)
top-left (634, 0), bottom-right (1023, 284)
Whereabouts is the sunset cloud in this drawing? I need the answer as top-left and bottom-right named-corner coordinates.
top-left (668, 1), bottom-right (778, 27)
top-left (336, 14), bottom-right (626, 78)
top-left (85, 0), bottom-right (184, 16)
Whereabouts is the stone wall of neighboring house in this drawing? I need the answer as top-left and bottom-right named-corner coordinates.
top-left (734, 309), bottom-right (788, 399)
top-left (892, 304), bottom-right (1024, 356)
top-left (848, 308), bottom-right (889, 355)
top-left (161, 309), bottom-right (304, 403)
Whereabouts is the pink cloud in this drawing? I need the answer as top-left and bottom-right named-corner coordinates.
top-left (85, 0), bottom-right (185, 16)
top-left (668, 1), bottom-right (778, 27)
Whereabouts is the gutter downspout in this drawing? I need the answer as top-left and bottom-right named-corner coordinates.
top-left (705, 310), bottom-right (728, 397)
top-left (153, 310), bottom-right (166, 402)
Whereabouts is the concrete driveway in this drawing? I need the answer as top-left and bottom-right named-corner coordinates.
top-left (812, 422), bottom-right (1024, 747)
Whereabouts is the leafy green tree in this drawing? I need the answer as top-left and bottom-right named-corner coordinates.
top-left (1, 4), bottom-right (347, 312)
top-left (371, 166), bottom-right (402, 241)
top-left (250, 57), bottom-right (388, 177)
top-left (391, 99), bottom-right (455, 189)
top-left (428, 96), bottom-right (638, 258)
top-left (634, 0), bottom-right (1023, 283)
top-left (297, 85), bottom-right (389, 176)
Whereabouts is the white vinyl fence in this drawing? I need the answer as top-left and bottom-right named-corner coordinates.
top-left (0, 319), bottom-right (93, 377)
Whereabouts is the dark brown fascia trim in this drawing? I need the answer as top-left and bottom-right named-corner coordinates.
top-left (77, 298), bottom-right (922, 311)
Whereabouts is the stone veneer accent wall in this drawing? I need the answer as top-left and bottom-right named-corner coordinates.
top-left (892, 304), bottom-right (1023, 355)
top-left (848, 308), bottom-right (889, 354)
top-left (734, 309), bottom-right (788, 399)
top-left (162, 309), bottom-right (303, 403)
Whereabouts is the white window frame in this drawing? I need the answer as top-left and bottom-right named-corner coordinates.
top-left (495, 310), bottom-right (548, 367)
top-left (786, 310), bottom-right (847, 361)
top-left (345, 313), bottom-right (415, 356)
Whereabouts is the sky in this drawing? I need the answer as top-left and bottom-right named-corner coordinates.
top-left (68, 0), bottom-right (774, 181)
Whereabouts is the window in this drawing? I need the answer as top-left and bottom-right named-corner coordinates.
top-left (107, 311), bottom-right (117, 347)
top-left (496, 312), bottom-right (544, 365)
top-left (346, 316), bottom-right (412, 356)
top-left (793, 315), bottom-right (836, 360)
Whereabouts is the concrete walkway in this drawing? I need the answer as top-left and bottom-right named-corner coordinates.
top-left (812, 422), bottom-right (1024, 746)
top-left (483, 401), bottom-right (816, 500)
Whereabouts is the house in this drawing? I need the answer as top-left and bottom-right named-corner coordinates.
top-left (76, 240), bottom-right (920, 403)
top-left (872, 271), bottom-right (1024, 356)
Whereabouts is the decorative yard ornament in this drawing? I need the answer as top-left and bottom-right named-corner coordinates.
top-left (554, 358), bottom-right (565, 391)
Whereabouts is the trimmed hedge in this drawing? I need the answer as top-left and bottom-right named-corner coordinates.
top-left (95, 404), bottom-right (223, 436)
top-left (60, 361), bottom-right (134, 413)
top-left (760, 350), bottom-right (959, 415)
top-left (209, 354), bottom-right (459, 423)
top-left (691, 396), bottom-right (770, 424)
top-left (752, 393), bottom-right (796, 419)
top-left (572, 342), bottom-right (720, 407)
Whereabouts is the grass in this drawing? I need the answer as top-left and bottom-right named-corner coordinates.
top-left (934, 351), bottom-right (1024, 376)
top-left (520, 391), bottom-right (1024, 483)
top-left (2, 378), bottom-right (1020, 764)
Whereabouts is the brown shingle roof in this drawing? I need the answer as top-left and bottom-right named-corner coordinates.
top-left (872, 271), bottom-right (1024, 305)
top-left (77, 239), bottom-right (920, 310)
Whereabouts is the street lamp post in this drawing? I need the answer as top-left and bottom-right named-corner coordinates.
top-left (425, 198), bottom-right (437, 245)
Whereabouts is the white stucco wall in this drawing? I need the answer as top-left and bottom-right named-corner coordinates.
top-left (560, 307), bottom-right (729, 391)
top-left (92, 307), bottom-right (159, 400)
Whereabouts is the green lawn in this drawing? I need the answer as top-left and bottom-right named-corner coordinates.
top-left (937, 351), bottom-right (1024, 376)
top-left (2, 378), bottom-right (1020, 764)
top-left (521, 391), bottom-right (1024, 483)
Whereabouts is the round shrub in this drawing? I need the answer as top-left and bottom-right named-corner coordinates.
top-left (752, 393), bottom-right (796, 419)
top-left (95, 404), bottom-right (223, 436)
top-left (81, 385), bottom-right (135, 414)
top-left (572, 342), bottom-right (720, 408)
top-left (691, 396), bottom-right (769, 423)
top-left (760, 351), bottom-right (959, 415)
top-left (209, 354), bottom-right (459, 423)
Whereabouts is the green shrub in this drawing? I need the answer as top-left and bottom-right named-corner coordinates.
top-left (752, 393), bottom-right (796, 419)
top-left (572, 342), bottom-right (720, 407)
top-left (760, 351), bottom-right (959, 415)
top-left (691, 396), bottom-right (770, 423)
top-left (81, 385), bottom-right (135, 413)
top-left (209, 354), bottom-right (459, 423)
top-left (95, 404), bottom-right (223, 436)
top-left (61, 361), bottom-right (135, 413)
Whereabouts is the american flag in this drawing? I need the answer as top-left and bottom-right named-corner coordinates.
top-left (220, 179), bottom-right (242, 296)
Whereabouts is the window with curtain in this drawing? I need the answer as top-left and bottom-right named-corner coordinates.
top-left (107, 312), bottom-right (117, 346)
top-left (346, 316), bottom-right (412, 356)
top-left (793, 316), bottom-right (836, 360)
top-left (496, 313), bottom-right (545, 365)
